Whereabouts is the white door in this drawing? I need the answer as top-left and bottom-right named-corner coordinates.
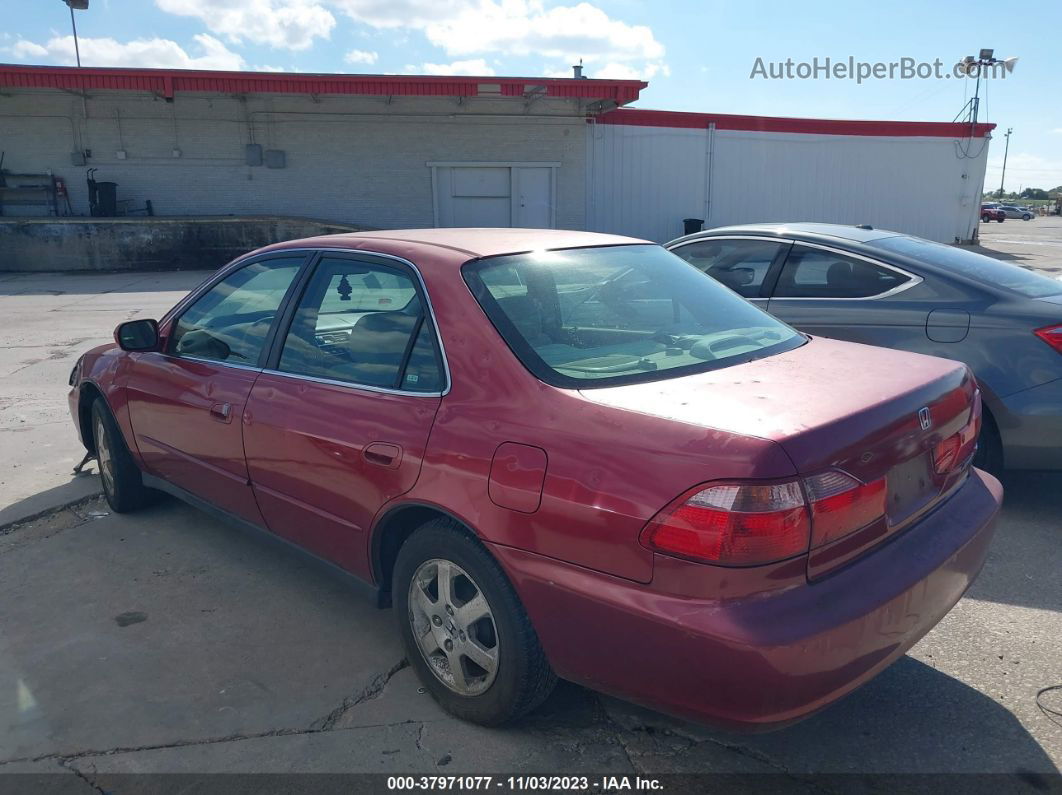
top-left (513, 167), bottom-right (552, 228)
top-left (432, 163), bottom-right (556, 228)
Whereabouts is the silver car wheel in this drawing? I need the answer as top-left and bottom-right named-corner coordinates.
top-left (93, 413), bottom-right (115, 496)
top-left (408, 558), bottom-right (499, 696)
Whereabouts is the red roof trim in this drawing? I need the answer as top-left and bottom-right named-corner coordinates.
top-left (596, 108), bottom-right (995, 138)
top-left (0, 64), bottom-right (645, 105)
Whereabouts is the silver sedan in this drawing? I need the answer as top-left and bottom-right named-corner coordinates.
top-left (667, 222), bottom-right (1062, 472)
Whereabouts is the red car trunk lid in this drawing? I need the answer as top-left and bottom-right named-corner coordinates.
top-left (581, 337), bottom-right (977, 579)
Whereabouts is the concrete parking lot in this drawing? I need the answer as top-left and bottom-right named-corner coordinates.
top-left (1, 221), bottom-right (1060, 787)
top-left (975, 214), bottom-right (1062, 277)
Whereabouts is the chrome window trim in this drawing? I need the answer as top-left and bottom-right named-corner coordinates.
top-left (669, 234), bottom-right (792, 248)
top-left (162, 354), bottom-right (263, 373)
top-left (670, 235), bottom-right (922, 301)
top-left (772, 240), bottom-right (923, 301)
top-left (259, 367), bottom-right (445, 399)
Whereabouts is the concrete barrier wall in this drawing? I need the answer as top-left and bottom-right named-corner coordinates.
top-left (0, 216), bottom-right (365, 272)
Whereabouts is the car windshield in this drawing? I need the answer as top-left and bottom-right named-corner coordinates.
top-left (869, 236), bottom-right (1062, 299)
top-left (463, 244), bottom-right (804, 388)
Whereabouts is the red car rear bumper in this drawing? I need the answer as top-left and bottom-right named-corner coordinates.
top-left (492, 467), bottom-right (1002, 731)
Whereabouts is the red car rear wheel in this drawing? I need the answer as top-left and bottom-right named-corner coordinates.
top-left (393, 518), bottom-right (556, 725)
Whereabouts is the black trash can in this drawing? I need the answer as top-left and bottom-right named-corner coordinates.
top-left (94, 181), bottom-right (117, 217)
top-left (683, 218), bottom-right (704, 235)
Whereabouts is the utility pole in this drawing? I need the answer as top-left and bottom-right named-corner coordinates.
top-left (998, 128), bottom-right (1012, 199)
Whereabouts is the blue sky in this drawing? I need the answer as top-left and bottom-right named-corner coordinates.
top-left (2, 0), bottom-right (1058, 191)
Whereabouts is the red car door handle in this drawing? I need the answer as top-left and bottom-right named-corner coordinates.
top-left (364, 442), bottom-right (401, 468)
top-left (209, 402), bottom-right (232, 422)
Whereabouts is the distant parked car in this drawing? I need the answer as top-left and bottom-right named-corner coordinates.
top-left (981, 203), bottom-right (1005, 222)
top-left (1000, 205), bottom-right (1034, 221)
top-left (69, 228), bottom-right (1001, 731)
top-left (668, 222), bottom-right (1062, 471)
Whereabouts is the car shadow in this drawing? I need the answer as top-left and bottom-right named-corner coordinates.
top-left (580, 656), bottom-right (1059, 776)
top-left (963, 470), bottom-right (1062, 611)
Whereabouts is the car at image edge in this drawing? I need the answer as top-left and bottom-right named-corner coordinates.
top-left (667, 222), bottom-right (1062, 471)
top-left (68, 228), bottom-right (1002, 731)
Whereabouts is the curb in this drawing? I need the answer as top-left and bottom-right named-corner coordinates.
top-left (0, 487), bottom-right (104, 534)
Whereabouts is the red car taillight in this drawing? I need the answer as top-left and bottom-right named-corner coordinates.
top-left (641, 472), bottom-right (888, 566)
top-left (1034, 324), bottom-right (1062, 355)
top-left (804, 471), bottom-right (887, 548)
top-left (933, 392), bottom-right (982, 474)
top-left (640, 481), bottom-right (809, 566)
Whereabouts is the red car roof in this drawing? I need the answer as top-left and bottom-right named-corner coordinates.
top-left (263, 228), bottom-right (649, 264)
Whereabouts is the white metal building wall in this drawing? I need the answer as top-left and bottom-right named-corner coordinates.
top-left (0, 90), bottom-right (587, 230)
top-left (586, 121), bottom-right (992, 244)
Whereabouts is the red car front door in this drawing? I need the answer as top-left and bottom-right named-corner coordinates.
top-left (124, 255), bottom-right (307, 524)
top-left (242, 253), bottom-right (446, 578)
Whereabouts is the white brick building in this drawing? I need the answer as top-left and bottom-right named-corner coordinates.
top-left (0, 65), bottom-right (994, 244)
top-left (0, 66), bottom-right (642, 232)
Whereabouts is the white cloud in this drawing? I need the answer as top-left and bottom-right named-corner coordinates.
top-left (590, 61), bottom-right (668, 80)
top-left (8, 34), bottom-right (246, 70)
top-left (417, 58), bottom-right (495, 76)
top-left (543, 59), bottom-right (666, 80)
top-left (1052, 128), bottom-right (1062, 134)
top-left (332, 0), bottom-right (666, 76)
top-left (330, 0), bottom-right (466, 28)
top-left (155, 0), bottom-right (335, 50)
top-left (424, 1), bottom-right (663, 63)
top-left (344, 48), bottom-right (378, 65)
top-left (10, 40), bottom-right (49, 58)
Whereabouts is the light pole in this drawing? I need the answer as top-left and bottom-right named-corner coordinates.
top-left (61, 0), bottom-right (88, 67)
top-left (998, 128), bottom-right (1012, 199)
top-left (955, 49), bottom-right (1018, 125)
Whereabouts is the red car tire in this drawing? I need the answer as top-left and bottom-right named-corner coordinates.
top-left (393, 518), bottom-right (556, 725)
top-left (91, 397), bottom-right (155, 513)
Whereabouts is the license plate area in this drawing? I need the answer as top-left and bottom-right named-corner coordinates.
top-left (886, 453), bottom-right (938, 526)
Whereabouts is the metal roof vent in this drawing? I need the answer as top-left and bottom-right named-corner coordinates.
top-left (573, 60), bottom-right (586, 79)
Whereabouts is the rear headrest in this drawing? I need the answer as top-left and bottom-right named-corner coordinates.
top-left (826, 261), bottom-right (854, 287)
top-left (353, 311), bottom-right (417, 335)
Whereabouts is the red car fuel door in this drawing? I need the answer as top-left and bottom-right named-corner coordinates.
top-left (124, 255), bottom-right (307, 525)
top-left (242, 253), bottom-right (446, 579)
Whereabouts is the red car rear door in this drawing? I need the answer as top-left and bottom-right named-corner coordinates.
top-left (124, 254), bottom-right (307, 524)
top-left (242, 252), bottom-right (447, 578)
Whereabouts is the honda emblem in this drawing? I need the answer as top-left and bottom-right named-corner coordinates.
top-left (918, 407), bottom-right (932, 431)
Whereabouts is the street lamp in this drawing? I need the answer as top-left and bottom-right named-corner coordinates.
top-left (61, 0), bottom-right (88, 67)
top-left (998, 128), bottom-right (1013, 200)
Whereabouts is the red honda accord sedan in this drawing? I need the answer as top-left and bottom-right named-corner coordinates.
top-left (68, 229), bottom-right (1002, 730)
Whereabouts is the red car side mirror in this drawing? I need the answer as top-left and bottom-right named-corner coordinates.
top-left (115, 318), bottom-right (160, 352)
